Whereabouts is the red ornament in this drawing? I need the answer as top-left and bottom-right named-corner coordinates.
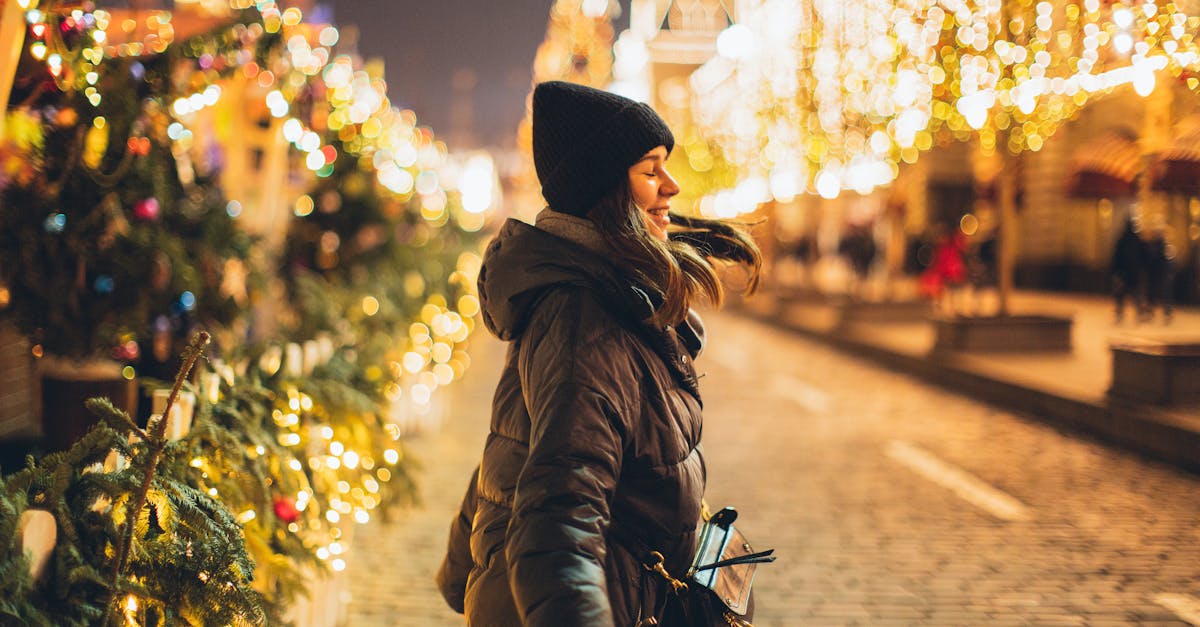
top-left (111, 340), bottom-right (140, 362)
top-left (126, 137), bottom-right (151, 156)
top-left (133, 197), bottom-right (160, 221)
top-left (273, 496), bottom-right (299, 524)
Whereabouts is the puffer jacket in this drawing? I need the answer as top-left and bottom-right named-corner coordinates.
top-left (436, 218), bottom-right (707, 626)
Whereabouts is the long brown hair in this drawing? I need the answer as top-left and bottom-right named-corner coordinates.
top-left (587, 178), bottom-right (762, 327)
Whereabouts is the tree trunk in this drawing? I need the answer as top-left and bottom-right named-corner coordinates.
top-left (997, 158), bottom-right (1018, 316)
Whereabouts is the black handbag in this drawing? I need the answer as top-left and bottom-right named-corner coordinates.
top-left (642, 507), bottom-right (775, 627)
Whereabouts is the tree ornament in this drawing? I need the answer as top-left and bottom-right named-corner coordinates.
top-left (111, 339), bottom-right (140, 362)
top-left (83, 123), bottom-right (108, 169)
top-left (43, 213), bottom-right (67, 233)
top-left (126, 137), bottom-right (151, 156)
top-left (150, 252), bottom-right (173, 291)
top-left (273, 496), bottom-right (299, 524)
top-left (54, 107), bottom-right (78, 128)
top-left (93, 275), bottom-right (114, 294)
top-left (133, 197), bottom-right (160, 221)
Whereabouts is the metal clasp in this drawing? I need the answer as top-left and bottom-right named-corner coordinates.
top-left (642, 551), bottom-right (688, 594)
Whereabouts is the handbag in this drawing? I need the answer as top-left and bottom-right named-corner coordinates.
top-left (641, 506), bottom-right (775, 627)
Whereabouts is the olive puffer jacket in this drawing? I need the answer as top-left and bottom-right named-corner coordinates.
top-left (436, 218), bottom-right (707, 626)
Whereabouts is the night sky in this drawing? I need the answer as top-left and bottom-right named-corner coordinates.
top-left (331, 1), bottom-right (630, 150)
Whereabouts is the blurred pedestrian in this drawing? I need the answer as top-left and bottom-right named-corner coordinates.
top-left (966, 228), bottom-right (998, 315)
top-left (792, 230), bottom-right (820, 287)
top-left (838, 223), bottom-right (877, 300)
top-left (1144, 230), bottom-right (1175, 324)
top-left (1110, 219), bottom-right (1147, 324)
top-left (436, 81), bottom-right (763, 626)
top-left (920, 225), bottom-right (967, 315)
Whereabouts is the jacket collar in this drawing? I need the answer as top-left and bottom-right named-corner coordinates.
top-left (533, 207), bottom-right (608, 254)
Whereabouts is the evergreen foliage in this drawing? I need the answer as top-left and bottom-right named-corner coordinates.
top-left (0, 21), bottom-right (266, 360)
top-left (0, 3), bottom-right (485, 624)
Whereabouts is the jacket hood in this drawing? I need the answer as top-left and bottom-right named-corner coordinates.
top-left (478, 219), bottom-right (656, 341)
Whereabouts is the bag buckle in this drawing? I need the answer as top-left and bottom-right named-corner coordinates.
top-left (642, 550), bottom-right (688, 594)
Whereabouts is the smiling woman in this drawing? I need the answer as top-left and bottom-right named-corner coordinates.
top-left (436, 81), bottom-right (762, 626)
top-left (629, 145), bottom-right (680, 241)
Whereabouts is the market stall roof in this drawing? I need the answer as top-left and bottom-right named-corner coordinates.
top-left (1067, 130), bottom-right (1142, 199)
top-left (1152, 119), bottom-right (1200, 196)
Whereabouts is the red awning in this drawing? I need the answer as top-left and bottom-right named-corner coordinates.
top-left (1067, 132), bottom-right (1142, 199)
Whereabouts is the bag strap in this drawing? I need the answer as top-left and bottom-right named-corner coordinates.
top-left (694, 549), bottom-right (777, 572)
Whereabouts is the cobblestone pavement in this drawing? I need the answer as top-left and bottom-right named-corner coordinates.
top-left (346, 310), bottom-right (1200, 626)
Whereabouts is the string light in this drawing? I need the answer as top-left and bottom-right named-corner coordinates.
top-left (7, 2), bottom-right (489, 608)
top-left (693, 0), bottom-right (1200, 200)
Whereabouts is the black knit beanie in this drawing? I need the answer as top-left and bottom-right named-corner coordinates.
top-left (532, 81), bottom-right (675, 217)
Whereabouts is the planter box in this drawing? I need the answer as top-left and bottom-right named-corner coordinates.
top-left (932, 315), bottom-right (1073, 352)
top-left (39, 358), bottom-right (138, 452)
top-left (1109, 341), bottom-right (1200, 406)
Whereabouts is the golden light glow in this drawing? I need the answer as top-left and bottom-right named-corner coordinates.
top-left (693, 0), bottom-right (1200, 200)
top-left (361, 296), bottom-right (380, 316)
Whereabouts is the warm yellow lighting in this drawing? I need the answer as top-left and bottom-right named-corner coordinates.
top-left (294, 194), bottom-right (314, 217)
top-left (362, 296), bottom-right (380, 317)
top-left (960, 214), bottom-right (980, 236)
top-left (402, 351), bottom-right (425, 373)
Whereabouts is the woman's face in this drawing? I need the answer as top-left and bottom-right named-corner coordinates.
top-left (627, 146), bottom-right (680, 242)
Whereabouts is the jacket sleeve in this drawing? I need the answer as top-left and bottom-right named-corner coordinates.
top-left (506, 288), bottom-right (627, 627)
top-left (436, 465), bottom-right (480, 614)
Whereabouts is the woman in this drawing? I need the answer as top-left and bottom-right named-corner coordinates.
top-left (437, 81), bottom-right (762, 626)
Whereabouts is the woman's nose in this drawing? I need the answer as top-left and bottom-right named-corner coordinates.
top-left (661, 170), bottom-right (680, 198)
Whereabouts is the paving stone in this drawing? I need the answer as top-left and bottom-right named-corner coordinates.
top-left (341, 311), bottom-right (1200, 626)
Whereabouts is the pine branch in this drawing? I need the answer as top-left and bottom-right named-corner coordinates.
top-left (104, 331), bottom-right (209, 624)
top-left (84, 398), bottom-right (148, 441)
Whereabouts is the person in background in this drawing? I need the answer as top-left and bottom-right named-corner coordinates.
top-left (1110, 218), bottom-right (1147, 324)
top-left (1144, 229), bottom-right (1174, 324)
top-left (838, 223), bottom-right (877, 300)
top-left (436, 81), bottom-right (762, 627)
top-left (966, 227), bottom-right (998, 315)
top-left (921, 224), bottom-right (967, 315)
